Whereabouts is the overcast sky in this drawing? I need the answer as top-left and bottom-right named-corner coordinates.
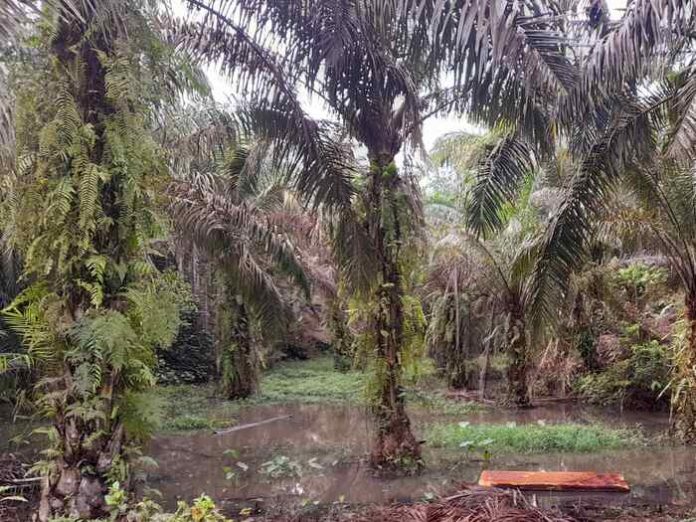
top-left (176, 0), bottom-right (628, 151)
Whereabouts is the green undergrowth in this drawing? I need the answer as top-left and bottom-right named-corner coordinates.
top-left (253, 357), bottom-right (485, 414)
top-left (426, 421), bottom-right (644, 453)
top-left (155, 356), bottom-right (488, 432)
top-left (252, 357), bottom-right (366, 404)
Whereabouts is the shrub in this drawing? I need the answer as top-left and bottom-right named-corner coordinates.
top-left (156, 309), bottom-right (215, 385)
top-left (577, 340), bottom-right (670, 408)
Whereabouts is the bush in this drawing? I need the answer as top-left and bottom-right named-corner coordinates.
top-left (155, 309), bottom-right (215, 385)
top-left (577, 340), bottom-right (670, 409)
top-left (613, 264), bottom-right (668, 301)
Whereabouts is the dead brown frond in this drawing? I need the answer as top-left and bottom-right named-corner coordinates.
top-left (348, 487), bottom-right (576, 522)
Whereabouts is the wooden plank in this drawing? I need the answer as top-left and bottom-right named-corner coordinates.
top-left (479, 470), bottom-right (630, 492)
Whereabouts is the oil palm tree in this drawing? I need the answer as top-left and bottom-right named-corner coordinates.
top-left (464, 0), bottom-right (695, 335)
top-left (180, 0), bottom-right (574, 470)
top-left (435, 232), bottom-right (548, 406)
top-left (427, 130), bottom-right (547, 403)
top-left (458, 0), bottom-right (694, 410)
top-left (597, 99), bottom-right (696, 439)
top-left (0, 2), bottom-right (206, 518)
top-left (167, 126), bottom-right (311, 399)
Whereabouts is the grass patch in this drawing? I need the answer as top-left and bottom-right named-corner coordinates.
top-left (154, 356), bottom-right (491, 432)
top-left (254, 357), bottom-right (366, 404)
top-left (155, 384), bottom-right (237, 432)
top-left (427, 422), bottom-right (643, 453)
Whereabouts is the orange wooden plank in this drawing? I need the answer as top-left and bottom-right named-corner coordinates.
top-left (478, 470), bottom-right (630, 492)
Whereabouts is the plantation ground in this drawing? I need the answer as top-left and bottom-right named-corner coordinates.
top-left (137, 357), bottom-right (696, 520)
top-left (3, 356), bottom-right (696, 520)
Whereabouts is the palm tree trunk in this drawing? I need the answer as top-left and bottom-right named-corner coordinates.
top-left (221, 298), bottom-right (258, 399)
top-left (673, 293), bottom-right (696, 441)
top-left (330, 299), bottom-right (353, 372)
top-left (37, 16), bottom-right (125, 520)
top-left (367, 154), bottom-right (421, 471)
top-left (38, 374), bottom-right (124, 520)
top-left (447, 272), bottom-right (469, 389)
top-left (506, 309), bottom-right (531, 408)
top-left (479, 311), bottom-right (495, 399)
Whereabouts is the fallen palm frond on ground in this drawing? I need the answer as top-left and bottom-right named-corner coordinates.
top-left (344, 487), bottom-right (575, 522)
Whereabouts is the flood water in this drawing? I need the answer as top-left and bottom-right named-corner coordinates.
top-left (145, 402), bottom-right (696, 512)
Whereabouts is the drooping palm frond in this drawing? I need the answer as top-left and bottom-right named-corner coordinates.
top-left (577, 0), bottom-right (694, 96)
top-left (558, 0), bottom-right (694, 142)
top-left (265, 195), bottom-right (338, 301)
top-left (0, 63), bottom-right (14, 171)
top-left (432, 232), bottom-right (511, 296)
top-left (0, 0), bottom-right (35, 41)
top-left (159, 104), bottom-right (239, 177)
top-left (467, 136), bottom-right (536, 238)
top-left (527, 83), bottom-right (673, 329)
top-left (666, 66), bottom-right (696, 161)
top-left (237, 99), bottom-right (358, 212)
top-left (398, 0), bottom-right (575, 148)
top-left (168, 173), bottom-right (309, 327)
top-left (618, 159), bottom-right (696, 296)
top-left (170, 9), bottom-right (358, 212)
top-left (329, 204), bottom-right (378, 294)
top-left (404, 0), bottom-right (576, 94)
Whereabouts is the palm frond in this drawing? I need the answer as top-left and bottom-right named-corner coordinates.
top-left (330, 207), bottom-right (378, 294)
top-left (171, 8), bottom-right (358, 211)
top-left (168, 173), bottom-right (309, 326)
top-left (579, 0), bottom-right (694, 95)
top-left (238, 101), bottom-right (358, 212)
top-left (667, 67), bottom-right (696, 161)
top-left (0, 0), bottom-right (36, 41)
top-left (527, 83), bottom-right (673, 330)
top-left (0, 65), bottom-right (14, 171)
top-left (467, 136), bottom-right (536, 238)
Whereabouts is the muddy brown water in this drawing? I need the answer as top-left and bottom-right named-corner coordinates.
top-left (145, 402), bottom-right (696, 512)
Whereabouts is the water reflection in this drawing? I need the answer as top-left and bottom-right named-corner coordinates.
top-left (145, 402), bottom-right (693, 510)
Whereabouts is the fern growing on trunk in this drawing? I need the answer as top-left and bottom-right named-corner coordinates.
top-left (2, 3), bottom-right (194, 519)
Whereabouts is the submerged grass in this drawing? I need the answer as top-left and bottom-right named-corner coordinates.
top-left (427, 422), bottom-right (643, 453)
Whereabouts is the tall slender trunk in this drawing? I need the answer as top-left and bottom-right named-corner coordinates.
top-left (447, 295), bottom-right (469, 389)
top-left (367, 154), bottom-right (421, 472)
top-left (506, 307), bottom-right (531, 408)
top-left (673, 293), bottom-right (696, 441)
top-left (447, 270), bottom-right (468, 389)
top-left (330, 298), bottom-right (353, 372)
top-left (220, 297), bottom-right (257, 399)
